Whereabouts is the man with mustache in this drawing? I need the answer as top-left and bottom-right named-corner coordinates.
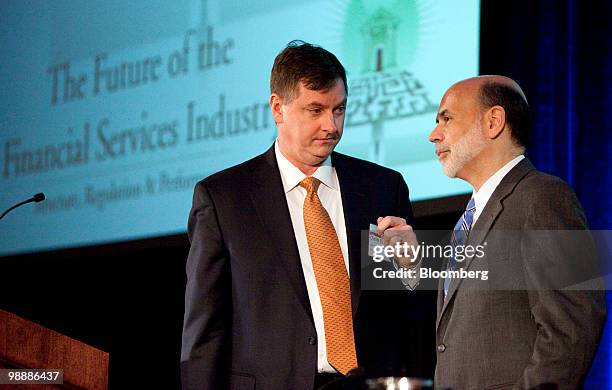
top-left (181, 40), bottom-right (429, 389)
top-left (428, 75), bottom-right (606, 389)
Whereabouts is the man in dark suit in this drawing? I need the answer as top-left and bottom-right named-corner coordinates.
top-left (181, 41), bottom-right (431, 390)
top-left (426, 76), bottom-right (606, 389)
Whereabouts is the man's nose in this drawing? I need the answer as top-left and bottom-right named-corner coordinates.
top-left (322, 112), bottom-right (338, 133)
top-left (429, 125), bottom-right (443, 143)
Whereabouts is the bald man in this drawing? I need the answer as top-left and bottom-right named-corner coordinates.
top-left (377, 76), bottom-right (607, 387)
top-left (425, 76), bottom-right (606, 389)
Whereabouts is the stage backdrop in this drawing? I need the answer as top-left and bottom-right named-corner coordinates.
top-left (0, 0), bottom-right (479, 255)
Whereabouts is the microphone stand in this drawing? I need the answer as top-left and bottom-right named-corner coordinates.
top-left (0, 193), bottom-right (46, 220)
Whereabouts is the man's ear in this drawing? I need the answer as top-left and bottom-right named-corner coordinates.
top-left (270, 94), bottom-right (284, 124)
top-left (484, 105), bottom-right (506, 139)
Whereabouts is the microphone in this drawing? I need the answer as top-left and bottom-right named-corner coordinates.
top-left (0, 193), bottom-right (46, 220)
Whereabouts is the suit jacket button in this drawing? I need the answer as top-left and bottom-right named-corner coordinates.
top-left (437, 344), bottom-right (446, 352)
top-left (308, 336), bottom-right (317, 345)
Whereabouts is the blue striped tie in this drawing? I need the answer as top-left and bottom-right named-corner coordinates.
top-left (444, 198), bottom-right (476, 298)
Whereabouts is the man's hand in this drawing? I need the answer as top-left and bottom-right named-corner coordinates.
top-left (376, 216), bottom-right (419, 268)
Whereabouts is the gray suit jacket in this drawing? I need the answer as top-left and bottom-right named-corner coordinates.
top-left (434, 159), bottom-right (606, 390)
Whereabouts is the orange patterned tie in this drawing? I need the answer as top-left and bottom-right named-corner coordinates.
top-left (299, 176), bottom-right (358, 375)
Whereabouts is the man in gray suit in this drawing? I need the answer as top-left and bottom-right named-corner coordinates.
top-left (430, 75), bottom-right (607, 389)
top-left (382, 75), bottom-right (606, 389)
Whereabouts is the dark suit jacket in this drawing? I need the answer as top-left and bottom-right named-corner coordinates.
top-left (181, 145), bottom-right (433, 389)
top-left (434, 159), bottom-right (606, 390)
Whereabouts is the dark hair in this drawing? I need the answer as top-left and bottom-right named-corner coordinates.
top-left (270, 40), bottom-right (347, 101)
top-left (478, 81), bottom-right (531, 146)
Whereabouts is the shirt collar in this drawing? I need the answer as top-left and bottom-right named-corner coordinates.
top-left (274, 140), bottom-right (337, 193)
top-left (472, 155), bottom-right (525, 219)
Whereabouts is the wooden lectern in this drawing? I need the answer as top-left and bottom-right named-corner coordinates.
top-left (0, 310), bottom-right (108, 389)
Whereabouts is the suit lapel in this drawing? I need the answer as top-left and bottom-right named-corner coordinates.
top-left (250, 146), bottom-right (314, 324)
top-left (436, 266), bottom-right (446, 320)
top-left (437, 159), bottom-right (536, 329)
top-left (333, 152), bottom-right (370, 318)
top-left (438, 203), bottom-right (502, 320)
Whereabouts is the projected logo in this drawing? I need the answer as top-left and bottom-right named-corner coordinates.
top-left (341, 0), bottom-right (437, 164)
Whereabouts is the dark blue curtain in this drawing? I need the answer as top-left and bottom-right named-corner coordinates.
top-left (529, 0), bottom-right (612, 230)
top-left (481, 0), bottom-right (612, 386)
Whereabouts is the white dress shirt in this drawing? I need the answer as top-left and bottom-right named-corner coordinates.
top-left (472, 155), bottom-right (525, 225)
top-left (274, 141), bottom-right (350, 373)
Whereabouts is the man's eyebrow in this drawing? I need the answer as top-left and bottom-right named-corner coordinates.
top-left (305, 102), bottom-right (324, 108)
top-left (435, 109), bottom-right (448, 123)
top-left (437, 109), bottom-right (449, 118)
top-left (305, 99), bottom-right (347, 108)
